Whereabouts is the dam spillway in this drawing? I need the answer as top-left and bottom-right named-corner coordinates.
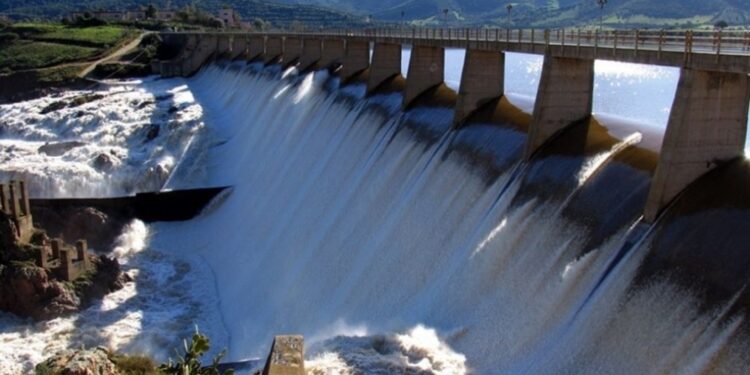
top-left (1, 46), bottom-right (750, 373)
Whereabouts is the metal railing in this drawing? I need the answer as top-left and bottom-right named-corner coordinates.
top-left (238, 28), bottom-right (750, 58)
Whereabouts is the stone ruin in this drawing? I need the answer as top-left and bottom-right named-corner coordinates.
top-left (1, 180), bottom-right (92, 282)
top-left (0, 180), bottom-right (33, 243)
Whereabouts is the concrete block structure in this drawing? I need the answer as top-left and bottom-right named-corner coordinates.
top-left (231, 35), bottom-right (247, 60)
top-left (265, 37), bottom-right (283, 65)
top-left (367, 43), bottom-right (401, 94)
top-left (0, 180), bottom-right (33, 243)
top-left (320, 39), bottom-right (345, 70)
top-left (262, 335), bottom-right (305, 375)
top-left (342, 40), bottom-right (370, 82)
top-left (455, 49), bottom-right (505, 126)
top-left (248, 36), bottom-right (265, 61)
top-left (644, 69), bottom-right (750, 221)
top-left (525, 55), bottom-right (595, 160)
top-left (53, 238), bottom-right (91, 282)
top-left (299, 39), bottom-right (322, 72)
top-left (404, 45), bottom-right (445, 109)
top-left (284, 38), bottom-right (303, 66)
top-left (217, 35), bottom-right (231, 57)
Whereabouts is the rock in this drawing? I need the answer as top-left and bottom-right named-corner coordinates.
top-left (39, 141), bottom-right (86, 157)
top-left (65, 208), bottom-right (121, 251)
top-left (36, 347), bottom-right (120, 375)
top-left (75, 110), bottom-right (86, 118)
top-left (92, 153), bottom-right (115, 172)
top-left (0, 263), bottom-right (79, 320)
top-left (145, 124), bottom-right (160, 142)
top-left (40, 100), bottom-right (67, 115)
top-left (167, 105), bottom-right (179, 114)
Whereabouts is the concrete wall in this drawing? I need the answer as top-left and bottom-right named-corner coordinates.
top-left (265, 37), bottom-right (283, 64)
top-left (367, 43), bottom-right (401, 94)
top-left (454, 49), bottom-right (505, 126)
top-left (342, 40), bottom-right (370, 82)
top-left (320, 39), bottom-right (345, 69)
top-left (525, 55), bottom-right (594, 159)
top-left (248, 36), bottom-right (265, 61)
top-left (404, 45), bottom-right (445, 109)
top-left (644, 69), bottom-right (750, 221)
top-left (300, 39), bottom-right (322, 71)
top-left (231, 35), bottom-right (247, 59)
top-left (284, 37), bottom-right (303, 65)
top-left (217, 35), bottom-right (231, 57)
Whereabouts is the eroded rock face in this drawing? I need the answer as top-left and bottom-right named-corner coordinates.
top-left (36, 347), bottom-right (120, 375)
top-left (0, 264), bottom-right (79, 320)
top-left (31, 207), bottom-right (127, 251)
top-left (38, 141), bottom-right (86, 157)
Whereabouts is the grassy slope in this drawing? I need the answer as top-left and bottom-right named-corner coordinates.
top-left (0, 23), bottom-right (134, 73)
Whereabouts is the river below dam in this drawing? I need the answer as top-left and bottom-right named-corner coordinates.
top-left (1, 52), bottom-right (749, 374)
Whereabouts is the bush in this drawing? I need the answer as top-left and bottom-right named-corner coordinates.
top-left (0, 32), bottom-right (19, 44)
top-left (159, 329), bottom-right (234, 375)
top-left (111, 354), bottom-right (159, 375)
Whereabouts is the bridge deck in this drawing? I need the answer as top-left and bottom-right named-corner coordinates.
top-left (183, 28), bottom-right (750, 74)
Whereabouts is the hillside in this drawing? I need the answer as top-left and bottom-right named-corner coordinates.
top-left (276, 0), bottom-right (750, 28)
top-left (0, 0), bottom-right (368, 28)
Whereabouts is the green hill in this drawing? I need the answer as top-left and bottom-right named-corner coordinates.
top-left (275, 0), bottom-right (750, 28)
top-left (0, 0), bottom-right (368, 28)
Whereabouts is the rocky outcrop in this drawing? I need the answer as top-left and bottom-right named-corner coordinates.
top-left (31, 206), bottom-right (127, 251)
top-left (36, 347), bottom-right (120, 375)
top-left (0, 262), bottom-right (79, 320)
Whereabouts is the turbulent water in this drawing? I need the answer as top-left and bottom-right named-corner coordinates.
top-left (1, 53), bottom-right (749, 374)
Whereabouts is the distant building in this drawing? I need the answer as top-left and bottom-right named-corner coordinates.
top-left (218, 7), bottom-right (241, 28)
top-left (69, 8), bottom-right (176, 22)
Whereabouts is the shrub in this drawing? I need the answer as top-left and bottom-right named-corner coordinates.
top-left (159, 328), bottom-right (234, 375)
top-left (111, 354), bottom-right (159, 375)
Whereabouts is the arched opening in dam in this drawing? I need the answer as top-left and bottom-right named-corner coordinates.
top-left (1, 44), bottom-right (750, 374)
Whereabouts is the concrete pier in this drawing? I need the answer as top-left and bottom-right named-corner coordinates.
top-left (404, 45), bottom-right (445, 108)
top-left (525, 55), bottom-right (595, 159)
top-left (454, 49), bottom-right (505, 126)
top-left (262, 336), bottom-right (304, 375)
top-left (300, 39), bottom-right (322, 71)
top-left (367, 43), bottom-right (401, 94)
top-left (248, 36), bottom-right (265, 61)
top-left (644, 69), bottom-right (750, 221)
top-left (231, 35), bottom-right (247, 59)
top-left (320, 39), bottom-right (345, 70)
top-left (284, 37), bottom-right (303, 65)
top-left (265, 37), bottom-right (283, 64)
top-left (342, 40), bottom-right (370, 82)
top-left (217, 35), bottom-right (231, 57)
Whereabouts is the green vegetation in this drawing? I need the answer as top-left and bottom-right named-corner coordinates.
top-left (0, 41), bottom-right (98, 72)
top-left (159, 329), bottom-right (234, 375)
top-left (32, 25), bottom-right (133, 47)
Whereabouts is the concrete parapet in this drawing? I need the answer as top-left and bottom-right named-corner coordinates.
top-left (644, 69), bottom-right (750, 222)
top-left (525, 55), bottom-right (594, 160)
top-left (342, 40), bottom-right (370, 82)
top-left (300, 39), bottom-right (322, 71)
top-left (231, 35), bottom-right (247, 60)
top-left (367, 43), bottom-right (401, 94)
top-left (265, 37), bottom-right (283, 65)
top-left (404, 45), bottom-right (445, 109)
top-left (182, 34), bottom-right (218, 76)
top-left (248, 36), bottom-right (265, 61)
top-left (320, 39), bottom-right (345, 70)
top-left (454, 49), bottom-right (505, 126)
top-left (2, 180), bottom-right (33, 242)
top-left (284, 37), bottom-right (303, 65)
top-left (262, 335), bottom-right (305, 375)
top-left (75, 240), bottom-right (90, 269)
top-left (51, 238), bottom-right (62, 259)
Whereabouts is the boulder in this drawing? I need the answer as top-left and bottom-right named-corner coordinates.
top-left (36, 347), bottom-right (120, 375)
top-left (39, 141), bottom-right (86, 157)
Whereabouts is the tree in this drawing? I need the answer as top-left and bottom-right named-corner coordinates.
top-left (146, 4), bottom-right (157, 19)
top-left (596, 0), bottom-right (607, 30)
top-left (715, 20), bottom-right (729, 29)
top-left (443, 8), bottom-right (449, 23)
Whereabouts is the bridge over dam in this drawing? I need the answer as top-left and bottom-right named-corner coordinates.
top-left (153, 28), bottom-right (750, 223)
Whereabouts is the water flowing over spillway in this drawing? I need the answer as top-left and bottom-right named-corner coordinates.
top-left (2, 59), bottom-right (750, 374)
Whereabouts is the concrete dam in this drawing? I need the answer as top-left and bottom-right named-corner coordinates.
top-left (3, 27), bottom-right (748, 373)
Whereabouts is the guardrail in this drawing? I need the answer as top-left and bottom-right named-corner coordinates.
top-left (231, 28), bottom-right (750, 58)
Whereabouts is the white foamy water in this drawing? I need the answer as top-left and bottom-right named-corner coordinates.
top-left (0, 77), bottom-right (206, 198)
top-left (0, 57), bottom-right (748, 375)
